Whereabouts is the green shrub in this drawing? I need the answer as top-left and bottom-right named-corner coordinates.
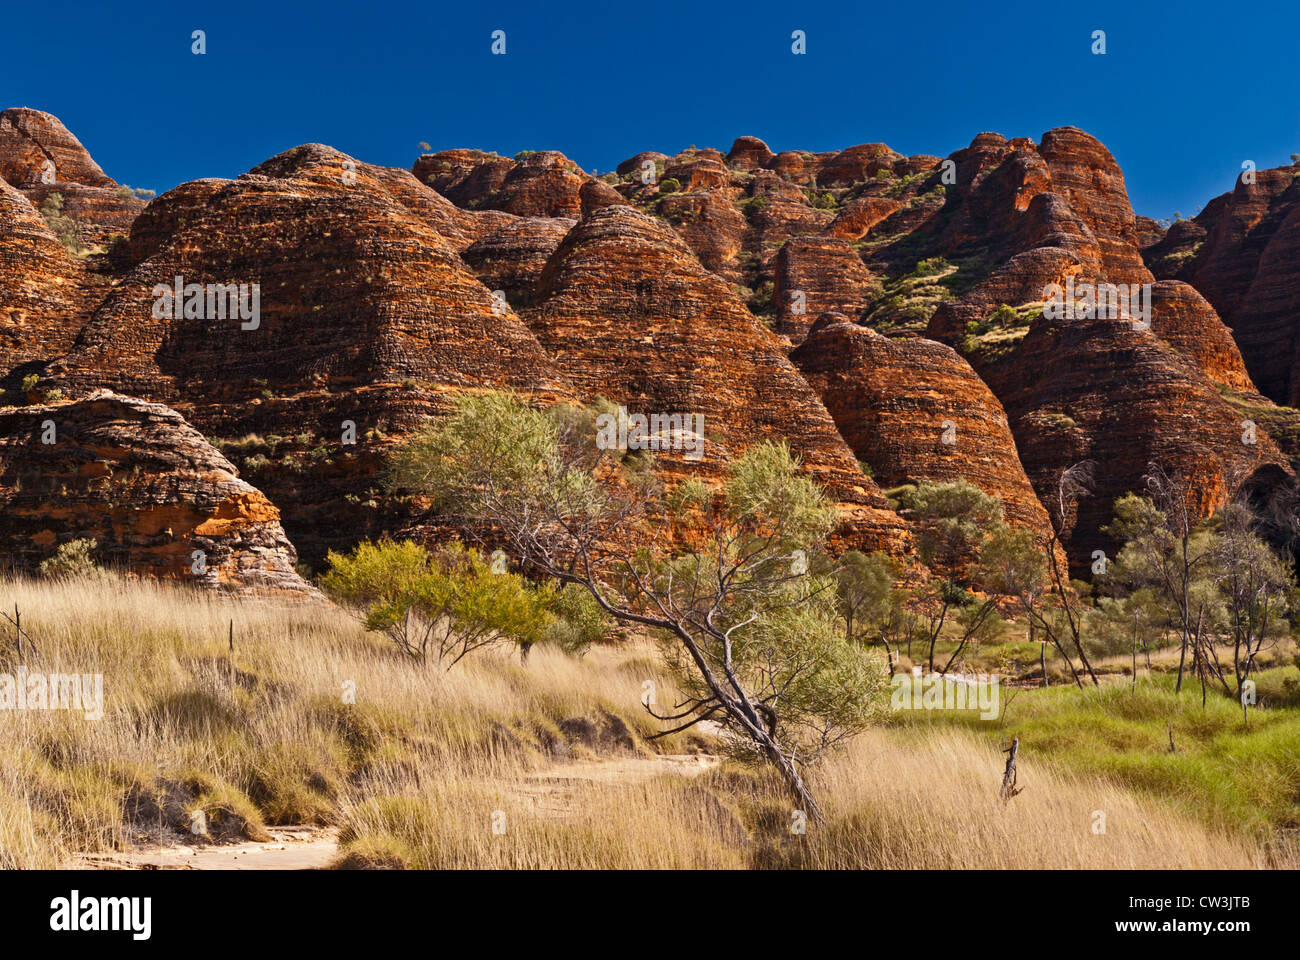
top-left (540, 583), bottom-right (609, 656)
top-left (39, 193), bottom-right (84, 255)
top-left (988, 304), bottom-right (1019, 328)
top-left (320, 539), bottom-right (549, 667)
top-left (911, 256), bottom-right (950, 277)
top-left (658, 177), bottom-right (681, 195)
top-left (38, 538), bottom-right (102, 580)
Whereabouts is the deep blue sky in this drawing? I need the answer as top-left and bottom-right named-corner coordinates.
top-left (4, 0), bottom-right (1297, 219)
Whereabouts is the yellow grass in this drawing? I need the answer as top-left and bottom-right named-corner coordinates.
top-left (0, 575), bottom-right (1290, 869)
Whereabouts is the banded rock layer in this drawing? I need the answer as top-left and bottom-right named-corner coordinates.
top-left (0, 392), bottom-right (314, 594)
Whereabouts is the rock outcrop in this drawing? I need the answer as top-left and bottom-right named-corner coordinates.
top-left (524, 206), bottom-right (911, 554)
top-left (951, 311), bottom-right (1290, 571)
top-left (774, 237), bottom-right (876, 343)
top-left (0, 391), bottom-right (315, 594)
top-left (43, 144), bottom-right (573, 565)
top-left (1145, 166), bottom-right (1300, 405)
top-left (0, 108), bottom-right (145, 248)
top-left (0, 108), bottom-right (112, 188)
top-left (0, 179), bottom-right (90, 381)
top-left (792, 313), bottom-right (1055, 543)
top-left (4, 108), bottom-right (1298, 586)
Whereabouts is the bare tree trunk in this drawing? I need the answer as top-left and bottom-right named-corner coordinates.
top-left (999, 738), bottom-right (1023, 802)
top-left (1131, 610), bottom-right (1138, 692)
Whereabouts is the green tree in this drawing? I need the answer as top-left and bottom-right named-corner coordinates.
top-left (1107, 485), bottom-right (1216, 697)
top-left (388, 392), bottom-right (888, 820)
top-left (1212, 502), bottom-right (1293, 706)
top-left (39, 192), bottom-right (84, 255)
top-left (834, 550), bottom-right (903, 672)
top-left (899, 480), bottom-right (1003, 671)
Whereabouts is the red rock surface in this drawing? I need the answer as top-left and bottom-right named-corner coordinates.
top-left (1148, 280), bottom-right (1256, 391)
top-left (725, 136), bottom-right (774, 172)
top-left (0, 391), bottom-right (315, 594)
top-left (954, 311), bottom-right (1290, 571)
top-left (0, 109), bottom-right (112, 188)
top-left (1036, 128), bottom-right (1153, 285)
top-left (523, 205), bottom-right (911, 554)
top-left (0, 179), bottom-right (90, 379)
top-left (791, 313), bottom-right (1055, 544)
top-left (42, 144), bottom-right (573, 565)
top-left (5, 109), bottom-right (1299, 585)
top-left (774, 237), bottom-right (876, 343)
top-left (415, 149), bottom-right (591, 219)
top-left (1146, 167), bottom-right (1300, 405)
top-left (0, 108), bottom-right (144, 249)
top-left (462, 216), bottom-right (576, 307)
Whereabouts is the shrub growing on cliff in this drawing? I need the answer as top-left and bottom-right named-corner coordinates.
top-left (39, 193), bottom-right (84, 255)
top-left (387, 392), bottom-right (888, 821)
top-left (320, 539), bottom-right (549, 667)
top-left (658, 177), bottom-right (681, 195)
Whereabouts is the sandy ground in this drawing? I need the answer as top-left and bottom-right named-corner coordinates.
top-left (68, 826), bottom-right (340, 871)
top-left (513, 752), bottom-right (722, 817)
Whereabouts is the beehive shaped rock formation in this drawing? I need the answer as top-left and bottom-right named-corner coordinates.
top-left (523, 205), bottom-right (911, 554)
top-left (792, 313), bottom-right (1055, 544)
top-left (0, 391), bottom-right (315, 594)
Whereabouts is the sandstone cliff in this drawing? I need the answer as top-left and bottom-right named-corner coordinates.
top-left (1145, 165), bottom-right (1300, 406)
top-left (523, 205), bottom-right (912, 554)
top-left (5, 110), bottom-right (1298, 586)
top-left (792, 312), bottom-right (1055, 545)
top-left (0, 391), bottom-right (314, 594)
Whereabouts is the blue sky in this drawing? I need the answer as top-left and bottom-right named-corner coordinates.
top-left (3, 0), bottom-right (1297, 219)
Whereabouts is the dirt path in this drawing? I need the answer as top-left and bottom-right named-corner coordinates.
top-left (512, 752), bottom-right (722, 817)
top-left (70, 750), bottom-right (723, 868)
top-left (69, 826), bottom-right (340, 871)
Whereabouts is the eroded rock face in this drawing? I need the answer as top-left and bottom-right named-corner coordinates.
top-left (50, 144), bottom-right (570, 401)
top-left (1146, 167), bottom-right (1300, 405)
top-left (965, 312), bottom-right (1290, 572)
top-left (726, 136), bottom-right (774, 172)
top-left (5, 110), bottom-right (1298, 586)
top-left (1148, 280), bottom-right (1255, 391)
top-left (524, 205), bottom-right (911, 554)
top-left (0, 391), bottom-right (315, 594)
top-left (0, 108), bottom-right (145, 248)
top-left (1036, 127), bottom-right (1152, 286)
top-left (462, 216), bottom-right (576, 308)
top-left (909, 131), bottom-right (1296, 571)
top-left (415, 149), bottom-right (591, 219)
top-left (774, 237), bottom-right (876, 343)
top-left (43, 144), bottom-right (573, 565)
top-left (0, 179), bottom-right (89, 380)
top-left (0, 109), bottom-right (112, 188)
top-left (792, 313), bottom-right (1054, 544)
